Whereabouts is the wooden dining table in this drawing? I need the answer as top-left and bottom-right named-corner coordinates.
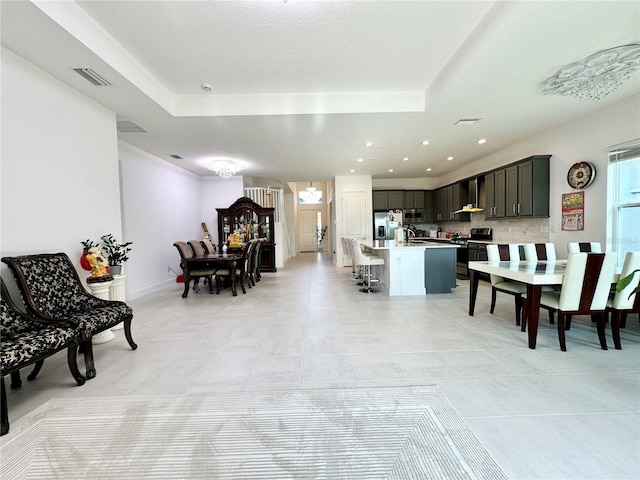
top-left (180, 252), bottom-right (243, 298)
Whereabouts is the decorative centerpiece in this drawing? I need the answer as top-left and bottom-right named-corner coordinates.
top-left (100, 234), bottom-right (133, 275)
top-left (227, 231), bottom-right (244, 249)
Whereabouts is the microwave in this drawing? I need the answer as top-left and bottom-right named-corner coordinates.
top-left (404, 209), bottom-right (423, 220)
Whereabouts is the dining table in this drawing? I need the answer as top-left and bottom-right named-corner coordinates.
top-left (468, 259), bottom-right (620, 349)
top-left (180, 252), bottom-right (243, 298)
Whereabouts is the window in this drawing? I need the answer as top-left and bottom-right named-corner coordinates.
top-left (608, 143), bottom-right (640, 264)
top-left (298, 190), bottom-right (323, 204)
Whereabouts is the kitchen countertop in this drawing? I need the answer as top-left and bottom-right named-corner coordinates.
top-left (365, 240), bottom-right (459, 249)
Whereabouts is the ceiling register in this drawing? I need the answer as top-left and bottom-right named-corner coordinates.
top-left (542, 44), bottom-right (640, 101)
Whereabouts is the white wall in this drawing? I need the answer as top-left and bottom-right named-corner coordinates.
top-left (200, 176), bottom-right (244, 245)
top-left (118, 141), bottom-right (204, 298)
top-left (0, 48), bottom-right (121, 292)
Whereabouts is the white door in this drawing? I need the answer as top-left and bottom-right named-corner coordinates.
top-left (300, 210), bottom-right (319, 252)
top-left (342, 191), bottom-right (367, 239)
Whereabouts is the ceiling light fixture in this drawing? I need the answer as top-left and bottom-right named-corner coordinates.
top-left (306, 182), bottom-right (317, 192)
top-left (447, 156), bottom-right (454, 161)
top-left (201, 83), bottom-right (213, 92)
top-left (357, 158), bottom-right (363, 162)
top-left (477, 139), bottom-right (487, 144)
top-left (350, 169), bottom-right (355, 173)
top-left (388, 169), bottom-right (394, 172)
top-left (542, 43), bottom-right (640, 101)
top-left (426, 168), bottom-right (432, 172)
top-left (402, 157), bottom-right (409, 161)
top-left (208, 159), bottom-right (243, 179)
top-left (421, 140), bottom-right (430, 145)
top-left (365, 141), bottom-right (373, 147)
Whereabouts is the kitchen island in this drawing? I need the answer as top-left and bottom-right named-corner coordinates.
top-left (361, 240), bottom-right (458, 295)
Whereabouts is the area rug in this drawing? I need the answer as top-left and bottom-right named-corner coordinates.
top-left (1, 386), bottom-right (507, 479)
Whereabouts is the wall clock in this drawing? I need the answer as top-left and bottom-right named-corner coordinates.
top-left (567, 162), bottom-right (596, 189)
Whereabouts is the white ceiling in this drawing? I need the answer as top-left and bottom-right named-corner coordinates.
top-left (2, 1), bottom-right (639, 183)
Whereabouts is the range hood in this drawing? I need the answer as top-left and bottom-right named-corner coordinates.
top-left (454, 178), bottom-right (485, 214)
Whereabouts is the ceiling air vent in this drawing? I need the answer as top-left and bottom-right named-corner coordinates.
top-left (455, 118), bottom-right (482, 125)
top-left (73, 67), bottom-right (112, 86)
top-left (117, 120), bottom-right (148, 133)
top-left (170, 154), bottom-right (184, 159)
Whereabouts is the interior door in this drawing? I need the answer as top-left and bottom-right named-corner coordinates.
top-left (300, 209), bottom-right (319, 252)
top-left (342, 191), bottom-right (367, 240)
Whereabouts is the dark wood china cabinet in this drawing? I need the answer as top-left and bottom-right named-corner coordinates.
top-left (216, 197), bottom-right (276, 272)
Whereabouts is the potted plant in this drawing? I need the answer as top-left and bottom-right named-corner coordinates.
top-left (100, 234), bottom-right (133, 275)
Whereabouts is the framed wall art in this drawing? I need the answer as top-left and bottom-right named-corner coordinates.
top-left (561, 191), bottom-right (584, 231)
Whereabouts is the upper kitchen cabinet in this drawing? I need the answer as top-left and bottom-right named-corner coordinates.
top-left (486, 155), bottom-right (550, 219)
top-left (434, 183), bottom-right (469, 222)
top-left (373, 190), bottom-right (404, 210)
top-left (506, 155), bottom-right (550, 218)
top-left (404, 190), bottom-right (425, 209)
top-left (485, 169), bottom-right (506, 219)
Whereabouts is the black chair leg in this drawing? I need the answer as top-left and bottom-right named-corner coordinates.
top-left (9, 371), bottom-right (22, 390)
top-left (514, 295), bottom-right (522, 326)
top-left (611, 310), bottom-right (622, 350)
top-left (1, 378), bottom-right (9, 436)
top-left (490, 287), bottom-right (497, 314)
top-left (557, 312), bottom-right (567, 351)
top-left (27, 359), bottom-right (45, 381)
top-left (595, 312), bottom-right (608, 350)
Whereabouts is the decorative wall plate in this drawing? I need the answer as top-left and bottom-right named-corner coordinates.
top-left (567, 161), bottom-right (596, 189)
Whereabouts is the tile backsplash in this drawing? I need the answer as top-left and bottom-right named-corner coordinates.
top-left (411, 216), bottom-right (550, 243)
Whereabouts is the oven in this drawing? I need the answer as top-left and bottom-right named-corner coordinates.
top-left (452, 227), bottom-right (492, 279)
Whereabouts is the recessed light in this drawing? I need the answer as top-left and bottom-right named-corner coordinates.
top-left (365, 141), bottom-right (373, 147)
top-left (201, 83), bottom-right (213, 92)
top-left (421, 140), bottom-right (430, 145)
top-left (426, 168), bottom-right (432, 172)
top-left (350, 169), bottom-right (355, 173)
top-left (388, 169), bottom-right (394, 173)
top-left (357, 158), bottom-right (363, 163)
top-left (402, 157), bottom-right (409, 162)
top-left (447, 156), bottom-right (454, 161)
top-left (477, 138), bottom-right (487, 144)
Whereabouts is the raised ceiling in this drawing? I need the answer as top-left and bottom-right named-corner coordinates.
top-left (2, 1), bottom-right (639, 182)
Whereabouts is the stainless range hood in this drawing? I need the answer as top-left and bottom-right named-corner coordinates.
top-left (455, 178), bottom-right (485, 214)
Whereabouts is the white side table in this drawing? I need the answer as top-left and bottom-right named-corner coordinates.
top-left (86, 279), bottom-right (115, 344)
top-left (108, 274), bottom-right (127, 331)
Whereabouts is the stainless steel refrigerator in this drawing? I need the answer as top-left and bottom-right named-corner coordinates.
top-left (374, 210), bottom-right (402, 240)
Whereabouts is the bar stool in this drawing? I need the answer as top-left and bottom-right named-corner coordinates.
top-left (351, 238), bottom-right (384, 293)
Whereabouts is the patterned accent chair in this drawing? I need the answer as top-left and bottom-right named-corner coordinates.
top-left (1, 278), bottom-right (87, 436)
top-left (1, 253), bottom-right (136, 379)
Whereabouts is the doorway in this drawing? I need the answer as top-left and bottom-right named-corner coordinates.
top-left (300, 209), bottom-right (323, 252)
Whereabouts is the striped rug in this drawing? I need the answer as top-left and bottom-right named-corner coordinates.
top-left (1, 386), bottom-right (507, 479)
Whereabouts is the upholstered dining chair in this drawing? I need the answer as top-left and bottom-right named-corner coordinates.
top-left (350, 238), bottom-right (384, 293)
top-left (607, 251), bottom-right (640, 349)
top-left (173, 241), bottom-right (216, 294)
top-left (486, 244), bottom-right (527, 326)
top-left (214, 242), bottom-right (249, 295)
top-left (248, 238), bottom-right (263, 285)
top-left (567, 242), bottom-right (602, 253)
top-left (523, 243), bottom-right (557, 262)
top-left (201, 239), bottom-right (217, 254)
top-left (538, 252), bottom-right (617, 351)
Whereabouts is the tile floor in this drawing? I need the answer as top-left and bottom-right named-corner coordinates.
top-left (3, 252), bottom-right (639, 479)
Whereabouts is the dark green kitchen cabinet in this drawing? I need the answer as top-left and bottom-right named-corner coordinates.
top-left (373, 190), bottom-right (404, 210)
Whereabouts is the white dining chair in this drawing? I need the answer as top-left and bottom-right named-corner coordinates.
top-left (607, 251), bottom-right (640, 349)
top-left (567, 242), bottom-right (602, 253)
top-left (539, 252), bottom-right (617, 351)
top-left (486, 244), bottom-right (527, 326)
top-left (523, 243), bottom-right (557, 261)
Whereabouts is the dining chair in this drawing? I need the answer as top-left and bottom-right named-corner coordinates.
top-left (606, 251), bottom-right (640, 349)
top-left (523, 243), bottom-right (557, 262)
top-left (486, 244), bottom-right (527, 326)
top-left (214, 242), bottom-right (249, 295)
top-left (248, 238), bottom-right (263, 284)
top-left (174, 241), bottom-right (216, 294)
top-left (539, 252), bottom-right (617, 351)
top-left (350, 238), bottom-right (384, 293)
top-left (567, 242), bottom-right (602, 253)
top-left (201, 239), bottom-right (217, 254)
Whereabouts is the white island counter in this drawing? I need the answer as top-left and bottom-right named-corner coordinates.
top-left (361, 240), bottom-right (458, 296)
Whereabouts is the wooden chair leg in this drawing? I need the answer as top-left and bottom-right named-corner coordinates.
top-left (26, 359), bottom-right (45, 381)
top-left (1, 378), bottom-right (9, 436)
top-left (557, 312), bottom-right (567, 352)
top-left (620, 312), bottom-right (627, 329)
top-left (514, 295), bottom-right (522, 326)
top-left (610, 310), bottom-right (622, 350)
top-left (490, 287), bottom-right (497, 314)
top-left (9, 371), bottom-right (22, 390)
top-left (565, 315), bottom-right (572, 330)
top-left (595, 312), bottom-right (608, 350)
top-left (67, 346), bottom-right (86, 385)
top-left (548, 310), bottom-right (554, 325)
top-left (82, 339), bottom-right (97, 379)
